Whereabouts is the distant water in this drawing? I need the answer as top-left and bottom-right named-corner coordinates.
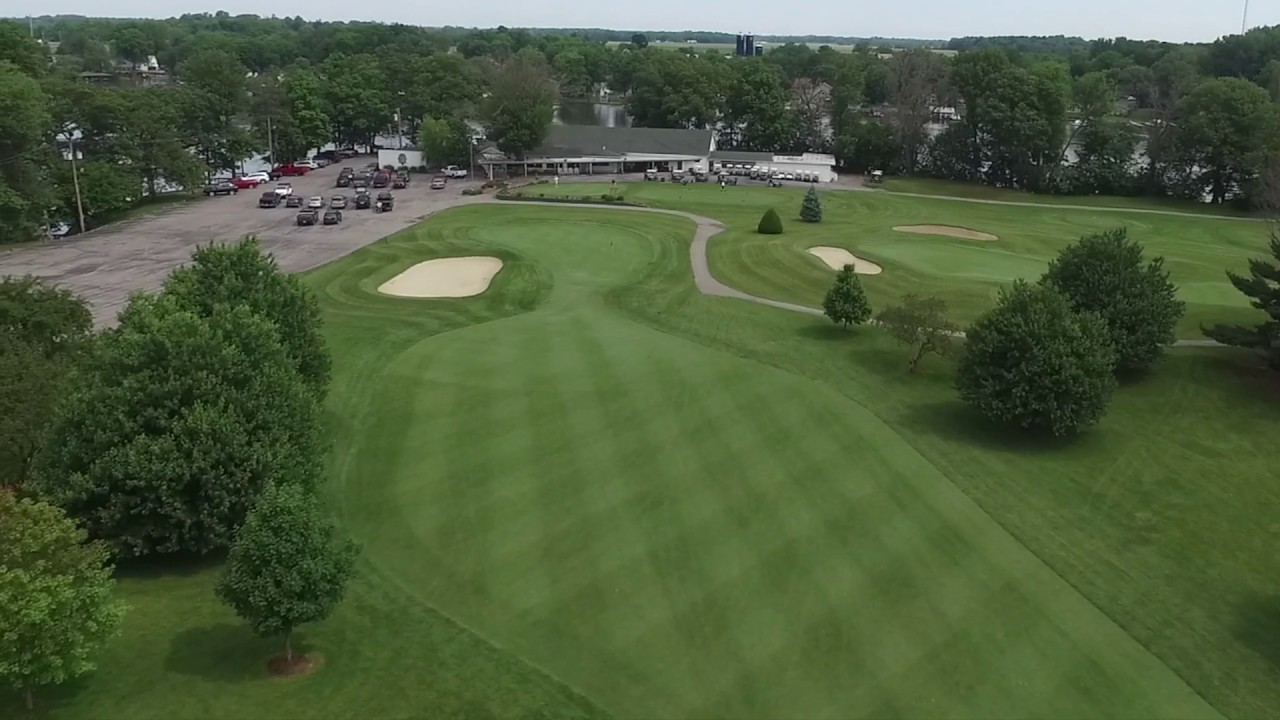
top-left (554, 100), bottom-right (631, 128)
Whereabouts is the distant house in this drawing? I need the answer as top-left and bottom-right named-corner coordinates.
top-left (479, 125), bottom-right (715, 178)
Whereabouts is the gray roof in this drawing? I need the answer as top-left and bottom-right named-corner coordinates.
top-left (710, 150), bottom-right (773, 162)
top-left (529, 126), bottom-right (713, 159)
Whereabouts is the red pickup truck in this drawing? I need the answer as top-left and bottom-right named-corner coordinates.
top-left (272, 164), bottom-right (312, 177)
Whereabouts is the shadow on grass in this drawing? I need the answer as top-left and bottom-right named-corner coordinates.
top-left (794, 322), bottom-right (865, 342)
top-left (1234, 594), bottom-right (1280, 669)
top-left (114, 550), bottom-right (227, 581)
top-left (900, 398), bottom-right (1091, 455)
top-left (164, 623), bottom-right (284, 683)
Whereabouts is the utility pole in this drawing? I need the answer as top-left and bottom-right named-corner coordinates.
top-left (67, 136), bottom-right (86, 236)
top-left (266, 116), bottom-right (275, 168)
top-left (1243, 0), bottom-right (1250, 33)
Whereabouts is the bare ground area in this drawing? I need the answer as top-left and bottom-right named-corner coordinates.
top-left (0, 158), bottom-right (486, 327)
top-left (378, 257), bottom-right (504, 298)
top-left (806, 246), bottom-right (883, 274)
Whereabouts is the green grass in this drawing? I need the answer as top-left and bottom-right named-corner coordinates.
top-left (7, 197), bottom-right (1279, 719)
top-left (881, 177), bottom-right (1260, 217)
top-left (513, 182), bottom-right (1270, 338)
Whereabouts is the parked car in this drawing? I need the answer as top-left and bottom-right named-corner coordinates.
top-left (232, 173), bottom-right (268, 189)
top-left (294, 159), bottom-right (319, 170)
top-left (392, 175), bottom-right (408, 189)
top-left (258, 192), bottom-right (281, 208)
top-left (296, 209), bottom-right (319, 226)
top-left (372, 172), bottom-right (390, 189)
top-left (274, 182), bottom-right (294, 197)
top-left (330, 195), bottom-right (348, 210)
top-left (285, 194), bottom-right (303, 208)
top-left (323, 209), bottom-right (343, 225)
top-left (315, 150), bottom-right (340, 163)
top-left (429, 176), bottom-right (446, 190)
top-left (354, 193), bottom-right (372, 209)
top-left (306, 196), bottom-right (325, 209)
top-left (352, 178), bottom-right (367, 191)
top-left (375, 191), bottom-right (394, 213)
top-left (443, 165), bottom-right (468, 179)
top-left (273, 164), bottom-right (312, 177)
top-left (337, 147), bottom-right (358, 158)
top-left (336, 174), bottom-right (351, 188)
top-left (311, 157), bottom-right (331, 168)
top-left (203, 180), bottom-right (237, 196)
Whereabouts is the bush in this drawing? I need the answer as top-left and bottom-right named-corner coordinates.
top-left (461, 187), bottom-right (483, 196)
top-left (800, 186), bottom-right (823, 223)
top-left (32, 297), bottom-right (323, 557)
top-left (1041, 228), bottom-right (1184, 376)
top-left (822, 264), bottom-right (872, 327)
top-left (758, 208), bottom-right (784, 234)
top-left (956, 281), bottom-right (1117, 436)
top-left (876, 295), bottom-right (958, 372)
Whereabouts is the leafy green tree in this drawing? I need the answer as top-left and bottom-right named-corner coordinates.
top-left (216, 482), bottom-right (358, 665)
top-left (1176, 77), bottom-right (1280, 204)
top-left (321, 53), bottom-right (393, 151)
top-left (32, 296), bottom-right (322, 557)
top-left (956, 281), bottom-right (1117, 435)
top-left (418, 116), bottom-right (472, 168)
top-left (0, 21), bottom-right (48, 76)
top-left (757, 208), bottom-right (784, 235)
top-left (800, 186), bottom-right (823, 222)
top-left (0, 492), bottom-right (126, 711)
top-left (875, 295), bottom-right (959, 373)
top-left (280, 68), bottom-right (332, 160)
top-left (483, 48), bottom-right (556, 158)
top-left (823, 264), bottom-right (872, 327)
top-left (1041, 228), bottom-right (1183, 375)
top-left (723, 61), bottom-right (797, 151)
top-left (0, 277), bottom-right (93, 488)
top-left (1204, 231), bottom-right (1280, 370)
top-left (161, 238), bottom-right (330, 397)
top-left (176, 49), bottom-right (253, 174)
top-left (112, 27), bottom-right (153, 66)
top-left (553, 50), bottom-right (592, 98)
top-left (630, 33), bottom-right (649, 49)
top-left (0, 63), bottom-right (54, 244)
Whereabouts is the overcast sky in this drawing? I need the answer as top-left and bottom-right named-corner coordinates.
top-left (32, 0), bottom-right (1273, 43)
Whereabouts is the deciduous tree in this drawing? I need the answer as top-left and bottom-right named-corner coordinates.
top-left (0, 492), bottom-right (126, 711)
top-left (956, 281), bottom-right (1117, 435)
top-left (32, 297), bottom-right (322, 557)
top-left (875, 295), bottom-right (958, 372)
top-left (418, 116), bottom-right (472, 168)
top-left (216, 482), bottom-right (358, 666)
top-left (1041, 228), bottom-right (1183, 375)
top-left (483, 48), bottom-right (556, 159)
top-left (823, 264), bottom-right (872, 327)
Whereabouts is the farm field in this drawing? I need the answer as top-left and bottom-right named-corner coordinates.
top-left (513, 181), bottom-right (1269, 338)
top-left (6, 197), bottom-right (1280, 719)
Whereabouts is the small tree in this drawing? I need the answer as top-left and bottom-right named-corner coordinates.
top-left (956, 281), bottom-right (1117, 436)
top-left (216, 483), bottom-right (359, 668)
top-left (800, 186), bottom-right (823, 223)
top-left (0, 492), bottom-right (126, 711)
top-left (1204, 230), bottom-right (1280, 370)
top-left (0, 275), bottom-right (94, 357)
top-left (757, 208), bottom-right (784, 235)
top-left (875, 295), bottom-right (959, 372)
top-left (1041, 228), bottom-right (1184, 375)
top-left (823, 264), bottom-right (872, 327)
top-left (162, 238), bottom-right (330, 398)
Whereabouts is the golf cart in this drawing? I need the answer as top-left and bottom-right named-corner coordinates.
top-left (869, 169), bottom-right (885, 184)
top-left (644, 168), bottom-right (658, 181)
top-left (374, 191), bottom-right (394, 213)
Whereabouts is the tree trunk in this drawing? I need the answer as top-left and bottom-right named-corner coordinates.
top-left (909, 344), bottom-right (927, 373)
top-left (25, 686), bottom-right (33, 711)
top-left (284, 629), bottom-right (292, 663)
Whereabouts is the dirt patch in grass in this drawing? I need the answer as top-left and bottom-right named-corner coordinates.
top-left (893, 225), bottom-right (998, 241)
top-left (267, 653), bottom-right (323, 679)
top-left (806, 246), bottom-right (883, 275)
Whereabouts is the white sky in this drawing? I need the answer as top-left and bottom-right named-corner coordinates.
top-left (29, 0), bottom-right (1273, 43)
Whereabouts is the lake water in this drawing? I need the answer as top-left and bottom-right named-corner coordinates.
top-left (555, 100), bottom-right (630, 127)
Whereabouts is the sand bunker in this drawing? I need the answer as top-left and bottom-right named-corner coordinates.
top-left (893, 225), bottom-right (998, 242)
top-left (378, 257), bottom-right (503, 298)
top-left (807, 246), bottom-right (883, 275)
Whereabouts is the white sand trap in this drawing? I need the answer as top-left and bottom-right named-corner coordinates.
top-left (807, 246), bottom-right (883, 275)
top-left (893, 225), bottom-right (999, 242)
top-left (378, 257), bottom-right (503, 298)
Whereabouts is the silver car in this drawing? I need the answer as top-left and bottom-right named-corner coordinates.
top-left (306, 196), bottom-right (324, 209)
top-left (330, 195), bottom-right (348, 210)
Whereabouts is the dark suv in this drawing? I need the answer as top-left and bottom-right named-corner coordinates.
top-left (204, 180), bottom-right (237, 196)
top-left (296, 209), bottom-right (320, 226)
top-left (259, 192), bottom-right (280, 208)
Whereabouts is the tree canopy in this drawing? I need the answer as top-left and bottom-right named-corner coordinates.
top-left (1205, 231), bottom-right (1280, 370)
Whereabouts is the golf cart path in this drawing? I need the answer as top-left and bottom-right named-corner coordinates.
top-left (495, 199), bottom-right (1222, 348)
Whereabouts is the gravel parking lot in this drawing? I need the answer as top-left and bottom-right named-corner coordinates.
top-left (0, 158), bottom-right (487, 327)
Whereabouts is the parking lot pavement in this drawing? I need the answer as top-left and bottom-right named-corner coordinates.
top-left (0, 160), bottom-right (488, 327)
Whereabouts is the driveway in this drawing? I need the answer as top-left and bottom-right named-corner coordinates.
top-left (0, 160), bottom-right (486, 327)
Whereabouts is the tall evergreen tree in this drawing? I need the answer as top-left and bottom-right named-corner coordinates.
top-left (1205, 231), bottom-right (1280, 369)
top-left (822, 264), bottom-right (872, 327)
